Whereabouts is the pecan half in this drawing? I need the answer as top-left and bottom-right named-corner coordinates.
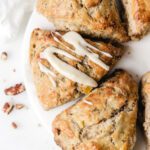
top-left (4, 83), bottom-right (25, 96)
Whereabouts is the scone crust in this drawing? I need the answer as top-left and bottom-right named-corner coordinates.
top-left (52, 70), bottom-right (138, 150)
top-left (36, 0), bottom-right (129, 42)
top-left (122, 0), bottom-right (150, 39)
top-left (142, 72), bottom-right (150, 149)
top-left (29, 29), bottom-right (124, 110)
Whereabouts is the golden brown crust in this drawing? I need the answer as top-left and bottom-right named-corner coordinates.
top-left (122, 0), bottom-right (150, 39)
top-left (52, 70), bottom-right (138, 150)
top-left (36, 0), bottom-right (129, 42)
top-left (29, 28), bottom-right (124, 110)
top-left (142, 72), bottom-right (150, 149)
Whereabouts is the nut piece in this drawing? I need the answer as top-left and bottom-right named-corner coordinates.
top-left (11, 122), bottom-right (17, 129)
top-left (4, 83), bottom-right (25, 96)
top-left (0, 52), bottom-right (8, 60)
top-left (2, 102), bottom-right (14, 114)
top-left (15, 104), bottom-right (24, 110)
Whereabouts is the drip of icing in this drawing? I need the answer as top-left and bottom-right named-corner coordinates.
top-left (38, 62), bottom-right (56, 87)
top-left (83, 99), bottom-right (93, 105)
top-left (62, 31), bottom-right (110, 70)
top-left (40, 46), bottom-right (98, 87)
top-left (53, 31), bottom-right (112, 58)
top-left (51, 32), bottom-right (81, 62)
top-left (62, 32), bottom-right (112, 58)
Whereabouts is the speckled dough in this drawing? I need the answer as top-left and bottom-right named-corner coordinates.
top-left (142, 72), bottom-right (150, 150)
top-left (36, 0), bottom-right (129, 42)
top-left (122, 0), bottom-right (150, 39)
top-left (52, 70), bottom-right (138, 150)
top-left (29, 29), bottom-right (124, 110)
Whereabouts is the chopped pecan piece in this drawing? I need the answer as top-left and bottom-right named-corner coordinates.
top-left (11, 122), bottom-right (17, 129)
top-left (4, 83), bottom-right (25, 96)
top-left (15, 104), bottom-right (24, 110)
top-left (0, 52), bottom-right (8, 60)
top-left (3, 102), bottom-right (14, 114)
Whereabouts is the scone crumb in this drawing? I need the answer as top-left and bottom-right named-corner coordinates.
top-left (15, 104), bottom-right (25, 110)
top-left (11, 122), bottom-right (17, 129)
top-left (4, 83), bottom-right (25, 95)
top-left (2, 102), bottom-right (14, 114)
top-left (0, 52), bottom-right (8, 60)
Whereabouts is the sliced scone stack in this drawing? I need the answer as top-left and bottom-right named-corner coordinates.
top-left (52, 70), bottom-right (138, 150)
top-left (141, 72), bottom-right (150, 149)
top-left (30, 29), bottom-right (124, 109)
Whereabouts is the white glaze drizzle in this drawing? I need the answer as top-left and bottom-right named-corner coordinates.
top-left (38, 62), bottom-right (56, 87)
top-left (62, 31), bottom-right (110, 70)
top-left (51, 32), bottom-right (81, 62)
top-left (53, 31), bottom-right (112, 58)
top-left (40, 46), bottom-right (98, 87)
top-left (83, 99), bottom-right (93, 105)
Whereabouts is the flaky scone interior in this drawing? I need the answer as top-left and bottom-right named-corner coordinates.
top-left (29, 28), bottom-right (124, 109)
top-left (52, 70), bottom-right (138, 150)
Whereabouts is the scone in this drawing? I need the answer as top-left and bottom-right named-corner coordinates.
top-left (122, 0), bottom-right (150, 39)
top-left (142, 72), bottom-right (150, 149)
top-left (52, 70), bottom-right (138, 150)
top-left (36, 0), bottom-right (129, 42)
top-left (29, 28), bottom-right (124, 110)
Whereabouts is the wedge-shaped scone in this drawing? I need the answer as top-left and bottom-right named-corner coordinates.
top-left (52, 70), bottom-right (138, 150)
top-left (142, 72), bottom-right (150, 149)
top-left (122, 0), bottom-right (150, 39)
top-left (30, 28), bottom-right (124, 110)
top-left (36, 0), bottom-right (129, 42)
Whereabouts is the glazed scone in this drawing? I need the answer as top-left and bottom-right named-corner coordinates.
top-left (36, 0), bottom-right (129, 42)
top-left (142, 72), bottom-right (150, 150)
top-left (29, 29), bottom-right (124, 110)
top-left (52, 70), bottom-right (138, 150)
top-left (122, 0), bottom-right (150, 39)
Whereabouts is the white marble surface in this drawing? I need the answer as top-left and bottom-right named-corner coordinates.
top-left (0, 25), bottom-right (51, 150)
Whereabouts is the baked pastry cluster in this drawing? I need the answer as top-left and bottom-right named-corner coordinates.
top-left (28, 0), bottom-right (150, 149)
